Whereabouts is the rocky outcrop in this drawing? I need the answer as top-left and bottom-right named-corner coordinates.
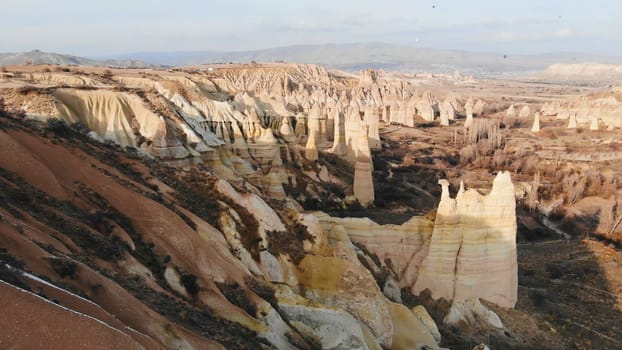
top-left (54, 89), bottom-right (162, 148)
top-left (519, 105), bottom-right (531, 118)
top-left (412, 305), bottom-right (442, 344)
top-left (317, 172), bottom-right (518, 309)
top-left (590, 116), bottom-right (600, 131)
top-left (568, 112), bottom-right (578, 128)
top-left (359, 69), bottom-right (380, 86)
top-left (389, 302), bottom-right (440, 350)
top-left (473, 99), bottom-right (485, 117)
top-left (439, 99), bottom-right (454, 126)
top-left (414, 172), bottom-right (518, 308)
top-left (148, 116), bottom-right (190, 159)
top-left (531, 112), bottom-right (540, 132)
top-left (290, 215), bottom-right (394, 348)
top-left (506, 104), bottom-right (516, 117)
top-left (444, 299), bottom-right (503, 329)
top-left (305, 104), bottom-right (322, 161)
top-left (539, 88), bottom-right (622, 130)
top-left (316, 213), bottom-right (434, 289)
top-left (353, 124), bottom-right (375, 207)
top-left (331, 110), bottom-right (347, 156)
top-left (2, 61), bottom-right (528, 350)
top-left (364, 105), bottom-right (381, 150)
top-left (345, 106), bottom-right (363, 161)
top-left (417, 99), bottom-right (435, 122)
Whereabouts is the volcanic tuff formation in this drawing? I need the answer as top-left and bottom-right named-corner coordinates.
top-left (540, 88), bottom-right (622, 130)
top-left (0, 64), bottom-right (519, 349)
top-left (317, 172), bottom-right (518, 310)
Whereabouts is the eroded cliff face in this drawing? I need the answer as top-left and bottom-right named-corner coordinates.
top-left (1, 66), bottom-right (482, 212)
top-left (540, 89), bottom-right (622, 130)
top-left (0, 64), bottom-right (521, 349)
top-left (317, 172), bottom-right (518, 315)
top-left (415, 172), bottom-right (517, 309)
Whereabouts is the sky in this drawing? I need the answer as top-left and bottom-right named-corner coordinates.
top-left (1, 0), bottom-right (621, 57)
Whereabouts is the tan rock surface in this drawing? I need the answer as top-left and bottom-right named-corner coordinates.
top-left (389, 302), bottom-right (440, 350)
top-left (414, 172), bottom-right (518, 308)
top-left (353, 124), bottom-right (375, 207)
top-left (531, 112), bottom-right (540, 132)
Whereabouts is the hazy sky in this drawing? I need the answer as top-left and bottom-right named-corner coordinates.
top-left (1, 0), bottom-right (621, 57)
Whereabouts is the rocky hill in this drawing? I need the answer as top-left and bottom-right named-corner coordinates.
top-left (536, 63), bottom-right (622, 82)
top-left (0, 50), bottom-right (156, 68)
top-left (120, 42), bottom-right (622, 76)
top-left (0, 63), bottom-right (621, 349)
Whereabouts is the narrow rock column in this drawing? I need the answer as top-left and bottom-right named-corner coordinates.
top-left (464, 99), bottom-right (474, 129)
top-left (590, 116), bottom-right (599, 131)
top-left (473, 99), bottom-right (485, 117)
top-left (519, 105), bottom-right (531, 118)
top-left (506, 104), bottom-right (516, 117)
top-left (353, 123), bottom-right (375, 207)
top-left (364, 105), bottom-right (382, 150)
top-left (331, 110), bottom-right (347, 156)
top-left (305, 105), bottom-right (322, 161)
top-left (568, 113), bottom-right (578, 129)
top-left (531, 112), bottom-right (540, 132)
top-left (345, 106), bottom-right (362, 160)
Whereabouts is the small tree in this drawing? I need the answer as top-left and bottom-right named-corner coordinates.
top-left (46, 118), bottom-right (69, 136)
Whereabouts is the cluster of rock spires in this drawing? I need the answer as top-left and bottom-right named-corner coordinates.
top-left (0, 65), bottom-right (520, 349)
top-left (317, 172), bottom-right (517, 321)
top-left (10, 66), bottom-right (484, 208)
top-left (539, 89), bottom-right (622, 131)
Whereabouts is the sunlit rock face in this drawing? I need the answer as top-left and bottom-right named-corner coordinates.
top-left (359, 68), bottom-right (380, 86)
top-left (305, 104), bottom-right (322, 161)
top-left (353, 124), bottom-right (375, 207)
top-left (316, 213), bottom-right (434, 290)
top-left (414, 172), bottom-right (518, 308)
top-left (540, 89), bottom-right (622, 130)
top-left (531, 112), bottom-right (541, 132)
top-left (149, 116), bottom-right (191, 159)
top-left (506, 104), bottom-right (516, 117)
top-left (318, 172), bottom-right (518, 309)
top-left (363, 105), bottom-right (382, 150)
top-left (287, 214), bottom-right (395, 348)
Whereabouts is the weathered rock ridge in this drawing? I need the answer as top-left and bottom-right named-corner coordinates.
top-left (317, 172), bottom-right (518, 309)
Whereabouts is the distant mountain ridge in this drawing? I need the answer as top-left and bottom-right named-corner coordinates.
top-left (2, 44), bottom-right (622, 77)
top-left (119, 42), bottom-right (622, 77)
top-left (0, 49), bottom-right (157, 68)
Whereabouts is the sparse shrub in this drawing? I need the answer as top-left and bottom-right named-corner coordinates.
top-left (530, 289), bottom-right (547, 307)
top-left (459, 144), bottom-right (478, 164)
top-left (217, 280), bottom-right (257, 316)
top-left (266, 222), bottom-right (311, 265)
top-left (17, 85), bottom-right (38, 95)
top-left (0, 249), bottom-right (29, 290)
top-left (49, 257), bottom-right (78, 278)
top-left (70, 122), bottom-right (90, 134)
top-left (245, 276), bottom-right (278, 307)
top-left (45, 118), bottom-right (69, 136)
top-left (179, 270), bottom-right (199, 296)
top-left (562, 171), bottom-right (586, 205)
